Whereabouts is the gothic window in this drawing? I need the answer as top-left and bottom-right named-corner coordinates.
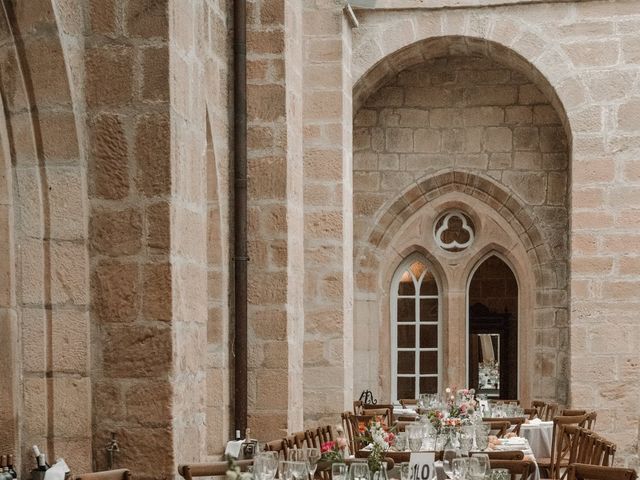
top-left (391, 255), bottom-right (440, 400)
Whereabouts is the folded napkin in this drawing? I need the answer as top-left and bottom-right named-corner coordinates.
top-left (505, 437), bottom-right (527, 445)
top-left (225, 439), bottom-right (244, 458)
top-left (44, 459), bottom-right (69, 480)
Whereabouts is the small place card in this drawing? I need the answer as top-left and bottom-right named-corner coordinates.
top-left (409, 452), bottom-right (436, 480)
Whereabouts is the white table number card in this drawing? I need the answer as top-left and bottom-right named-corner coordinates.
top-left (409, 452), bottom-right (436, 480)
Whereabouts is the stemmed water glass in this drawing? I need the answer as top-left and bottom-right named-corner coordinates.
top-left (254, 452), bottom-right (278, 480)
top-left (331, 463), bottom-right (347, 480)
top-left (303, 447), bottom-right (320, 479)
top-left (469, 453), bottom-right (491, 480)
top-left (451, 458), bottom-right (468, 480)
top-left (349, 462), bottom-right (370, 480)
top-left (281, 461), bottom-right (307, 480)
top-left (469, 455), bottom-right (490, 480)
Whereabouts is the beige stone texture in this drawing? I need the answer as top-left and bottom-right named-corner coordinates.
top-left (0, 0), bottom-right (639, 475)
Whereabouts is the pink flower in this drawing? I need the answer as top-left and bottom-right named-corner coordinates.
top-left (321, 441), bottom-right (335, 453)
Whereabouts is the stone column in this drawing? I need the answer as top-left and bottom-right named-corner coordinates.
top-left (246, 0), bottom-right (305, 437)
top-left (302, 2), bottom-right (354, 423)
top-left (86, 1), bottom-right (176, 476)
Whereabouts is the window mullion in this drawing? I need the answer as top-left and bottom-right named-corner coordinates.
top-left (415, 278), bottom-right (420, 396)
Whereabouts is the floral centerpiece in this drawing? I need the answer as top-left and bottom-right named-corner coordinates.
top-left (320, 436), bottom-right (349, 463)
top-left (424, 387), bottom-right (477, 429)
top-left (358, 418), bottom-right (395, 473)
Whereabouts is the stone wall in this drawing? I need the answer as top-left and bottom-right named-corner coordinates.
top-left (352, 53), bottom-right (570, 403)
top-left (349, 1), bottom-right (640, 467)
top-left (302, 0), bottom-right (354, 426)
top-left (245, 0), bottom-right (305, 438)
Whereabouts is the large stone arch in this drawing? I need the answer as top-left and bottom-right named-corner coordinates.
top-left (0, 0), bottom-right (90, 473)
top-left (351, 10), bottom-right (593, 138)
top-left (350, 14), bottom-right (576, 404)
top-left (367, 170), bottom-right (553, 289)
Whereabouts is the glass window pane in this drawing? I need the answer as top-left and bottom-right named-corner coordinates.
top-left (397, 325), bottom-right (415, 348)
top-left (398, 351), bottom-right (415, 374)
top-left (419, 270), bottom-right (438, 296)
top-left (410, 261), bottom-right (426, 280)
top-left (420, 351), bottom-right (438, 375)
top-left (420, 376), bottom-right (438, 395)
top-left (397, 377), bottom-right (415, 399)
top-left (398, 298), bottom-right (415, 322)
top-left (420, 324), bottom-right (438, 349)
top-left (398, 272), bottom-right (415, 295)
top-left (420, 299), bottom-right (438, 322)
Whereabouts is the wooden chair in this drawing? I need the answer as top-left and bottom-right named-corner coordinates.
top-left (532, 401), bottom-right (559, 421)
top-left (362, 404), bottom-right (394, 425)
top-left (342, 411), bottom-right (358, 454)
top-left (567, 464), bottom-right (637, 480)
top-left (538, 414), bottom-right (588, 479)
top-left (399, 398), bottom-right (418, 408)
top-left (285, 431), bottom-right (309, 450)
top-left (562, 409), bottom-right (587, 417)
top-left (264, 438), bottom-right (288, 453)
top-left (396, 415), bottom-right (418, 422)
top-left (76, 471), bottom-right (131, 480)
top-left (585, 411), bottom-right (597, 430)
top-left (482, 416), bottom-right (525, 435)
top-left (483, 420), bottom-right (511, 438)
top-left (179, 461), bottom-right (252, 480)
top-left (487, 459), bottom-right (534, 480)
top-left (472, 450), bottom-right (524, 460)
top-left (524, 407), bottom-right (538, 420)
top-left (319, 425), bottom-right (335, 444)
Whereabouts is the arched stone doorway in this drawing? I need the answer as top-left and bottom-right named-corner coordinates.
top-left (352, 35), bottom-right (570, 406)
top-left (468, 255), bottom-right (519, 400)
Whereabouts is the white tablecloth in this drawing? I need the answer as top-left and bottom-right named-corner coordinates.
top-left (490, 437), bottom-right (540, 480)
top-left (520, 421), bottom-right (554, 459)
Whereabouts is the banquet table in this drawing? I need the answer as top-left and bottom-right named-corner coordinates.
top-left (356, 437), bottom-right (541, 480)
top-left (520, 420), bottom-right (554, 459)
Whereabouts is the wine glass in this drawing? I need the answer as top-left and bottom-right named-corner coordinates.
top-left (282, 461), bottom-right (307, 480)
top-left (332, 463), bottom-right (347, 480)
top-left (468, 456), bottom-right (489, 480)
top-left (255, 452), bottom-right (278, 480)
top-left (304, 447), bottom-right (320, 479)
top-left (451, 458), bottom-right (468, 480)
top-left (349, 462), bottom-right (370, 480)
top-left (473, 454), bottom-right (490, 478)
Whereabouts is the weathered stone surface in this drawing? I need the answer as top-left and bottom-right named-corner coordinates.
top-left (102, 324), bottom-right (171, 378)
top-left (86, 46), bottom-right (134, 107)
top-left (89, 114), bottom-right (130, 200)
top-left (90, 207), bottom-right (143, 256)
top-left (92, 260), bottom-right (140, 323)
top-left (134, 113), bottom-right (170, 196)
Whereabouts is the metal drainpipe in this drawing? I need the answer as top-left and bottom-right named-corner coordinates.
top-left (233, 0), bottom-right (248, 436)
